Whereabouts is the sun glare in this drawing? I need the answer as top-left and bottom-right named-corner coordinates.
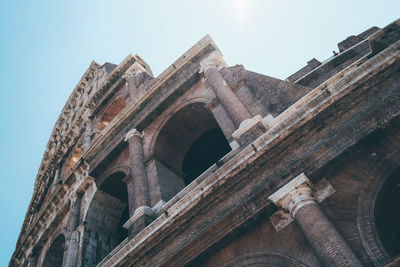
top-left (235, 0), bottom-right (248, 29)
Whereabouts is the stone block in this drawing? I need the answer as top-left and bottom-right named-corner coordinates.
top-left (123, 206), bottom-right (157, 237)
top-left (232, 115), bottom-right (269, 147)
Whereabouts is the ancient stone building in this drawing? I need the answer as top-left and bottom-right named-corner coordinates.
top-left (10, 19), bottom-right (400, 267)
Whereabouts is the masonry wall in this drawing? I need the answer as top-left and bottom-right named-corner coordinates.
top-left (189, 119), bottom-right (400, 267)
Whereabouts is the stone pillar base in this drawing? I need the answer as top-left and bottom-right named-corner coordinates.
top-left (231, 115), bottom-right (271, 146)
top-left (123, 206), bottom-right (157, 237)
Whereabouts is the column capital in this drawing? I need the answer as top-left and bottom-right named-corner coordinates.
top-left (125, 128), bottom-right (144, 142)
top-left (199, 51), bottom-right (228, 74)
top-left (269, 173), bottom-right (315, 218)
top-left (122, 62), bottom-right (147, 79)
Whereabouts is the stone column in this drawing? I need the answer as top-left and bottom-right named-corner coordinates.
top-left (63, 193), bottom-right (82, 267)
top-left (66, 193), bottom-right (82, 231)
top-left (126, 76), bottom-right (138, 102)
top-left (51, 168), bottom-right (61, 193)
top-left (83, 116), bottom-right (93, 149)
top-left (27, 256), bottom-right (38, 267)
top-left (125, 128), bottom-right (150, 212)
top-left (269, 173), bottom-right (362, 267)
top-left (200, 51), bottom-right (252, 128)
top-left (124, 129), bottom-right (156, 236)
top-left (122, 61), bottom-right (149, 102)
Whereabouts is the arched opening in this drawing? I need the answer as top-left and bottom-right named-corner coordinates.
top-left (65, 147), bottom-right (82, 173)
top-left (182, 128), bottom-right (232, 184)
top-left (375, 167), bottom-right (400, 257)
top-left (43, 235), bottom-right (65, 267)
top-left (221, 251), bottom-right (309, 267)
top-left (97, 96), bottom-right (126, 130)
top-left (82, 172), bottom-right (129, 266)
top-left (153, 102), bottom-right (231, 201)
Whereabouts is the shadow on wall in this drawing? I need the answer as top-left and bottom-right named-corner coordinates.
top-left (42, 235), bottom-right (65, 267)
top-left (153, 102), bottom-right (232, 202)
top-left (375, 167), bottom-right (400, 257)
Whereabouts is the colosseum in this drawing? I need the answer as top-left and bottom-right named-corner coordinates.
top-left (10, 19), bottom-right (400, 266)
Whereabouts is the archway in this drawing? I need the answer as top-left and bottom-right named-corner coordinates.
top-left (43, 235), bottom-right (65, 267)
top-left (375, 167), bottom-right (400, 257)
top-left (222, 251), bottom-right (310, 267)
top-left (154, 102), bottom-right (231, 201)
top-left (357, 148), bottom-right (400, 265)
top-left (65, 147), bottom-right (83, 173)
top-left (97, 96), bottom-right (126, 130)
top-left (82, 172), bottom-right (129, 266)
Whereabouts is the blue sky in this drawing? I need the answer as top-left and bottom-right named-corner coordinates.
top-left (0, 0), bottom-right (398, 265)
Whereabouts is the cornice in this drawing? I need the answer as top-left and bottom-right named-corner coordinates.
top-left (13, 55), bottom-right (140, 257)
top-left (98, 39), bottom-right (400, 266)
top-left (82, 35), bottom-right (221, 168)
top-left (12, 35), bottom-right (220, 265)
top-left (12, 32), bottom-right (400, 266)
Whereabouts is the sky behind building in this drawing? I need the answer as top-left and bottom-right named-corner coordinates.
top-left (0, 0), bottom-right (399, 265)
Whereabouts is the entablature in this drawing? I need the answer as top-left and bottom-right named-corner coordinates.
top-left (97, 37), bottom-right (400, 266)
top-left (84, 35), bottom-right (221, 173)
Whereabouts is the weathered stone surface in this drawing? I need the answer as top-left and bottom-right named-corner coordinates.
top-left (10, 20), bottom-right (400, 267)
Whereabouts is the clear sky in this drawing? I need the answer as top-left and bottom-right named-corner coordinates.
top-left (0, 0), bottom-right (398, 265)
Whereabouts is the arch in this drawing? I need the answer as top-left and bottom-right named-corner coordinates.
top-left (147, 97), bottom-right (211, 157)
top-left (152, 101), bottom-right (231, 201)
top-left (222, 251), bottom-right (310, 267)
top-left (357, 149), bottom-right (400, 265)
top-left (96, 164), bottom-right (131, 188)
top-left (42, 234), bottom-right (65, 267)
top-left (65, 147), bottom-right (82, 173)
top-left (375, 167), bottom-right (400, 257)
top-left (97, 95), bottom-right (126, 130)
top-left (81, 171), bottom-right (129, 266)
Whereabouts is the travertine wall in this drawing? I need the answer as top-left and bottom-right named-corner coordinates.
top-left (11, 19), bottom-right (400, 267)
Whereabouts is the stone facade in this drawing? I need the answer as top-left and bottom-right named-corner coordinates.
top-left (10, 19), bottom-right (400, 266)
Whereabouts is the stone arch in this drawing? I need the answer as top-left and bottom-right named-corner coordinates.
top-left (64, 147), bottom-right (83, 173)
top-left (81, 170), bottom-right (129, 266)
top-left (152, 101), bottom-right (231, 201)
top-left (222, 251), bottom-right (310, 267)
top-left (96, 164), bottom-right (131, 188)
top-left (97, 95), bottom-right (126, 130)
top-left (357, 149), bottom-right (400, 265)
top-left (375, 167), bottom-right (400, 257)
top-left (147, 97), bottom-right (211, 157)
top-left (42, 234), bottom-right (65, 267)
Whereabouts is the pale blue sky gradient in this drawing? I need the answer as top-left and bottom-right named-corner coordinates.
top-left (0, 0), bottom-right (398, 265)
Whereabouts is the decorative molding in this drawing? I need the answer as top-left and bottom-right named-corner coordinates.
top-left (263, 114), bottom-right (275, 124)
top-left (232, 115), bottom-right (269, 140)
top-left (199, 50), bottom-right (227, 73)
top-left (269, 210), bottom-right (294, 232)
top-left (123, 206), bottom-right (156, 229)
top-left (122, 62), bottom-right (148, 79)
top-left (152, 200), bottom-right (167, 213)
top-left (269, 173), bottom-right (315, 219)
top-left (268, 173), bottom-right (335, 231)
top-left (124, 128), bottom-right (144, 142)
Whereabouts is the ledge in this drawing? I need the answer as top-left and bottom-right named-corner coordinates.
top-left (123, 206), bottom-right (156, 229)
top-left (97, 39), bottom-right (400, 267)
